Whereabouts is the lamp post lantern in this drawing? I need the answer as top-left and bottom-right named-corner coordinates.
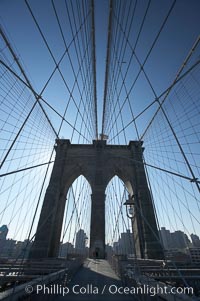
top-left (124, 194), bottom-right (135, 220)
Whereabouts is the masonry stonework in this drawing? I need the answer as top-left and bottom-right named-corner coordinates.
top-left (29, 139), bottom-right (163, 260)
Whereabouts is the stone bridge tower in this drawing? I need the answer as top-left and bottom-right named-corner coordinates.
top-left (29, 140), bottom-right (163, 260)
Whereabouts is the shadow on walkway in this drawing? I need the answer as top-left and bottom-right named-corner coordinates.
top-left (28, 259), bottom-right (152, 300)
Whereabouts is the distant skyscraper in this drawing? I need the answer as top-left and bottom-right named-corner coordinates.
top-left (113, 242), bottom-right (120, 254)
top-left (191, 234), bottom-right (200, 247)
top-left (119, 230), bottom-right (134, 255)
top-left (159, 227), bottom-right (191, 250)
top-left (59, 242), bottom-right (74, 257)
top-left (75, 229), bottom-right (87, 254)
top-left (105, 244), bottom-right (113, 256)
top-left (0, 225), bottom-right (8, 240)
top-left (159, 227), bottom-right (173, 249)
top-left (171, 231), bottom-right (190, 249)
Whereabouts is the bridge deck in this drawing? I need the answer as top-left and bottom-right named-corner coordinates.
top-left (31, 259), bottom-right (138, 300)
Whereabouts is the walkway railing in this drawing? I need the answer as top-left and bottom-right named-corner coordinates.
top-left (108, 255), bottom-right (200, 300)
top-left (0, 256), bottom-right (85, 300)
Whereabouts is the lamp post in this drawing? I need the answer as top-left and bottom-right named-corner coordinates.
top-left (123, 194), bottom-right (135, 220)
top-left (123, 194), bottom-right (141, 277)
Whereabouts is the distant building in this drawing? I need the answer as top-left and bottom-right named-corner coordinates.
top-left (159, 227), bottom-right (191, 250)
top-left (0, 239), bottom-right (16, 258)
top-left (0, 225), bottom-right (9, 257)
top-left (165, 249), bottom-right (191, 264)
top-left (191, 234), bottom-right (200, 247)
top-left (160, 227), bottom-right (173, 249)
top-left (59, 242), bottom-right (74, 258)
top-left (171, 231), bottom-right (190, 249)
top-left (75, 229), bottom-right (88, 254)
top-left (0, 225), bottom-right (8, 240)
top-left (105, 244), bottom-right (113, 257)
top-left (13, 240), bottom-right (32, 258)
top-left (189, 248), bottom-right (200, 263)
top-left (0, 239), bottom-right (32, 259)
top-left (119, 230), bottom-right (134, 255)
top-left (113, 242), bottom-right (120, 254)
top-left (112, 230), bottom-right (134, 255)
top-left (0, 226), bottom-right (32, 259)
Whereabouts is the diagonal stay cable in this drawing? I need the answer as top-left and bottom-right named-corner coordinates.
top-left (75, 0), bottom-right (97, 139)
top-left (0, 59), bottom-right (90, 142)
top-left (106, 1), bottom-right (152, 140)
top-left (109, 58), bottom-right (200, 142)
top-left (141, 36), bottom-right (200, 193)
top-left (24, 0), bottom-right (94, 140)
top-left (101, 0), bottom-right (113, 136)
top-left (103, 0), bottom-right (140, 136)
top-left (91, 0), bottom-right (98, 139)
top-left (0, 28), bottom-right (59, 169)
top-left (141, 35), bottom-right (200, 140)
top-left (105, 0), bottom-right (177, 137)
top-left (52, 0), bottom-right (96, 139)
top-left (1, 154), bottom-right (199, 185)
top-left (54, 0), bottom-right (95, 138)
top-left (0, 26), bottom-right (58, 138)
top-left (0, 1), bottom-right (95, 270)
top-left (104, 0), bottom-right (149, 136)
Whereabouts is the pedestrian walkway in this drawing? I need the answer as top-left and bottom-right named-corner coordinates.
top-left (58, 259), bottom-right (136, 300)
top-left (31, 259), bottom-right (138, 300)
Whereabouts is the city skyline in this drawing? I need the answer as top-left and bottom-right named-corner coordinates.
top-left (1, 224), bottom-right (200, 258)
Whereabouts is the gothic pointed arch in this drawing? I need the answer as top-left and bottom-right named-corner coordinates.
top-left (30, 139), bottom-right (164, 260)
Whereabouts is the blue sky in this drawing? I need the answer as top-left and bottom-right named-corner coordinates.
top-left (1, 0), bottom-right (200, 133)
